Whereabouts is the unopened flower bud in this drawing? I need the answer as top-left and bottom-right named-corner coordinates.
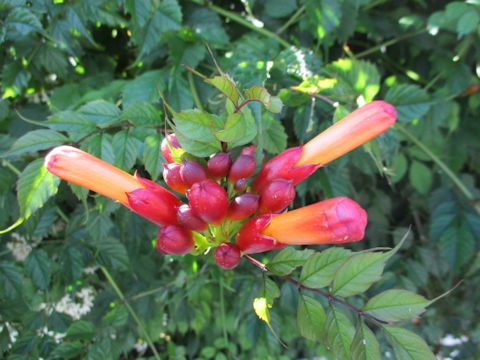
top-left (214, 243), bottom-right (241, 270)
top-left (156, 225), bottom-right (194, 255)
top-left (234, 178), bottom-right (248, 192)
top-left (207, 152), bottom-right (232, 179)
top-left (180, 160), bottom-right (207, 187)
top-left (160, 134), bottom-right (181, 163)
top-left (229, 155), bottom-right (256, 183)
top-left (228, 193), bottom-right (259, 221)
top-left (258, 179), bottom-right (295, 214)
top-left (177, 204), bottom-right (207, 232)
top-left (163, 163), bottom-right (189, 194)
top-left (187, 179), bottom-right (229, 225)
top-left (240, 145), bottom-right (256, 156)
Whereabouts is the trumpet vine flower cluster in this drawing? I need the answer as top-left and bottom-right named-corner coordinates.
top-left (45, 100), bottom-right (396, 269)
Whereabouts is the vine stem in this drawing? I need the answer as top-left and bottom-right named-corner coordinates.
top-left (244, 255), bottom-right (388, 325)
top-left (101, 267), bottom-right (161, 360)
top-left (395, 124), bottom-right (480, 217)
top-left (188, 0), bottom-right (291, 48)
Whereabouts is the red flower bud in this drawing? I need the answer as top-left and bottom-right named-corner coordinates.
top-left (258, 179), bottom-right (295, 214)
top-left (156, 225), bottom-right (194, 255)
top-left (235, 215), bottom-right (286, 254)
top-left (228, 193), bottom-right (260, 221)
top-left (234, 178), bottom-right (248, 192)
top-left (163, 163), bottom-right (189, 194)
top-left (262, 197), bottom-right (367, 245)
top-left (160, 134), bottom-right (181, 163)
top-left (207, 152), bottom-right (232, 179)
top-left (240, 145), bottom-right (256, 156)
top-left (126, 175), bottom-right (182, 226)
top-left (229, 154), bottom-right (256, 183)
top-left (214, 243), bottom-right (242, 270)
top-left (252, 146), bottom-right (317, 192)
top-left (180, 160), bottom-right (207, 187)
top-left (177, 204), bottom-right (207, 232)
top-left (187, 179), bottom-right (229, 225)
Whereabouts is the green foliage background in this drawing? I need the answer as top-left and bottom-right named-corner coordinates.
top-left (1, 0), bottom-right (480, 359)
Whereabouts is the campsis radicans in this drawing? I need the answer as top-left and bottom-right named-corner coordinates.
top-left (44, 100), bottom-right (396, 270)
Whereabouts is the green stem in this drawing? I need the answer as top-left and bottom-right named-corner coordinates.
top-left (2, 159), bottom-right (21, 176)
top-left (101, 267), bottom-right (161, 360)
top-left (395, 124), bottom-right (480, 217)
top-left (355, 27), bottom-right (427, 58)
top-left (188, 71), bottom-right (204, 111)
top-left (219, 275), bottom-right (228, 345)
top-left (276, 5), bottom-right (306, 35)
top-left (188, 0), bottom-right (291, 48)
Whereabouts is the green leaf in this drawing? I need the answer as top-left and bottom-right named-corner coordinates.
top-left (96, 237), bottom-right (129, 271)
top-left (213, 113), bottom-right (246, 143)
top-left (324, 58), bottom-right (380, 102)
top-left (186, 8), bottom-right (229, 46)
top-left (143, 134), bottom-right (163, 180)
top-left (25, 249), bottom-right (51, 290)
top-left (112, 130), bottom-right (137, 170)
top-left (385, 84), bottom-right (431, 122)
top-left (438, 226), bottom-right (475, 272)
top-left (17, 159), bottom-right (61, 220)
top-left (258, 276), bottom-right (281, 306)
top-left (174, 109), bottom-right (222, 143)
top-left (139, 0), bottom-right (182, 58)
top-left (383, 324), bottom-right (435, 360)
top-left (324, 305), bottom-right (356, 360)
top-left (244, 86), bottom-right (283, 113)
top-left (261, 113), bottom-right (288, 154)
top-left (3, 130), bottom-right (69, 157)
top-left (457, 11), bottom-right (479, 38)
top-left (78, 100), bottom-right (121, 126)
top-left (363, 289), bottom-right (431, 322)
top-left (409, 160), bottom-right (432, 194)
top-left (175, 131), bottom-right (222, 157)
top-left (350, 321), bottom-right (381, 360)
top-left (59, 247), bottom-right (84, 282)
top-left (6, 7), bottom-right (43, 35)
top-left (331, 238), bottom-right (405, 297)
top-left (264, 0), bottom-right (297, 18)
top-left (205, 75), bottom-right (242, 106)
top-left (44, 111), bottom-right (96, 137)
top-left (268, 248), bottom-right (314, 275)
top-left (102, 305), bottom-right (128, 327)
top-left (84, 133), bottom-right (115, 164)
top-left (51, 341), bottom-right (85, 359)
top-left (122, 101), bottom-right (162, 126)
top-left (0, 262), bottom-right (24, 299)
top-left (390, 152), bottom-right (408, 183)
top-left (66, 320), bottom-right (97, 341)
top-left (122, 70), bottom-right (165, 106)
top-left (300, 248), bottom-right (352, 288)
top-left (297, 294), bottom-right (326, 342)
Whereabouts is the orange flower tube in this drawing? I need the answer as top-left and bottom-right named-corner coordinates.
top-left (45, 146), bottom-right (182, 226)
top-left (295, 100), bottom-right (396, 167)
top-left (45, 146), bottom-right (143, 205)
top-left (236, 197), bottom-right (367, 254)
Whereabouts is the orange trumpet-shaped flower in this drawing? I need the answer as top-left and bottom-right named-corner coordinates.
top-left (45, 146), bottom-right (181, 226)
top-left (236, 197), bottom-right (367, 254)
top-left (295, 100), bottom-right (396, 167)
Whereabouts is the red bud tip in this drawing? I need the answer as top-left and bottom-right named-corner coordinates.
top-left (240, 145), bottom-right (256, 156)
top-left (214, 243), bottom-right (241, 270)
top-left (160, 134), bottom-right (181, 163)
top-left (235, 215), bottom-right (286, 254)
top-left (227, 193), bottom-right (260, 221)
top-left (207, 152), bottom-right (232, 179)
top-left (234, 178), bottom-right (249, 192)
top-left (163, 163), bottom-right (189, 194)
top-left (258, 178), bottom-right (296, 214)
top-left (229, 154), bottom-right (256, 183)
top-left (180, 160), bottom-right (207, 187)
top-left (261, 197), bottom-right (367, 245)
top-left (177, 204), bottom-right (208, 232)
top-left (156, 225), bottom-right (194, 255)
top-left (252, 146), bottom-right (317, 192)
top-left (187, 179), bottom-right (229, 225)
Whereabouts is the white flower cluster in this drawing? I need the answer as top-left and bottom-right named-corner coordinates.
top-left (39, 286), bottom-right (96, 321)
top-left (6, 233), bottom-right (41, 261)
